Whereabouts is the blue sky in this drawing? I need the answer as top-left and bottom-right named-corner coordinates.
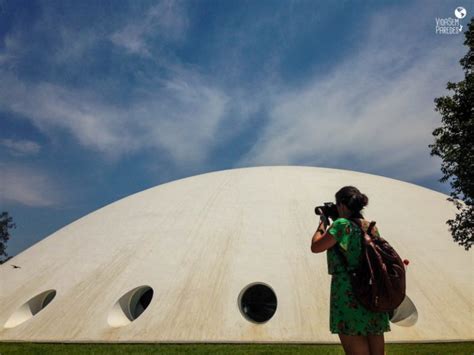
top-left (1, 0), bottom-right (472, 257)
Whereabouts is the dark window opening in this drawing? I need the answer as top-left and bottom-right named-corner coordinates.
top-left (41, 290), bottom-right (56, 309)
top-left (132, 288), bottom-right (153, 319)
top-left (240, 284), bottom-right (277, 323)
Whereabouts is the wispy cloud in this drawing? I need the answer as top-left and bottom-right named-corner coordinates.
top-left (0, 76), bottom-right (126, 156)
top-left (0, 164), bottom-right (60, 207)
top-left (0, 139), bottom-right (41, 156)
top-left (134, 72), bottom-right (229, 164)
top-left (238, 5), bottom-right (466, 182)
top-left (110, 0), bottom-right (188, 56)
top-left (0, 69), bottom-right (228, 166)
top-left (0, 0), bottom-right (467, 184)
top-left (0, 0), bottom-right (234, 168)
top-left (0, 33), bottom-right (21, 69)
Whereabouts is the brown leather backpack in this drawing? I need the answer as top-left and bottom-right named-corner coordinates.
top-left (338, 219), bottom-right (406, 312)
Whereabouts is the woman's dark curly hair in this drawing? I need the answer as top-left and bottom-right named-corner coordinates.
top-left (335, 186), bottom-right (369, 219)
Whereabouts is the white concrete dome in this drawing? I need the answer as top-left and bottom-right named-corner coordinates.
top-left (0, 166), bottom-right (472, 343)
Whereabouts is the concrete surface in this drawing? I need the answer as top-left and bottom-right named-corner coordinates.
top-left (0, 166), bottom-right (472, 342)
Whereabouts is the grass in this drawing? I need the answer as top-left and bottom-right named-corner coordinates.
top-left (0, 342), bottom-right (473, 354)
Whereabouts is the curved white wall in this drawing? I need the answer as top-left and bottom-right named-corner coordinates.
top-left (0, 166), bottom-right (472, 342)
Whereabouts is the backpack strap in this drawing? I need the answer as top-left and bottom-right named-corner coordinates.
top-left (344, 219), bottom-right (377, 271)
top-left (332, 219), bottom-right (378, 271)
top-left (350, 218), bottom-right (376, 237)
top-left (367, 221), bottom-right (376, 236)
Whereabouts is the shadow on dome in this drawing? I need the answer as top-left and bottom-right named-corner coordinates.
top-left (4, 289), bottom-right (56, 329)
top-left (390, 295), bottom-right (418, 327)
top-left (108, 285), bottom-right (153, 327)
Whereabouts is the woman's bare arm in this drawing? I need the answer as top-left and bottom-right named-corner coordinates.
top-left (311, 218), bottom-right (337, 253)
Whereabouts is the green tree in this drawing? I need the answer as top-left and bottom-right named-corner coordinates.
top-left (0, 212), bottom-right (15, 264)
top-left (430, 18), bottom-right (474, 250)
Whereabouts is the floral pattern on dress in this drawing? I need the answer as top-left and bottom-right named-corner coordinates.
top-left (326, 218), bottom-right (390, 336)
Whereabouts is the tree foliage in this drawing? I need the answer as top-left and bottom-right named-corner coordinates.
top-left (430, 18), bottom-right (474, 250)
top-left (0, 212), bottom-right (15, 264)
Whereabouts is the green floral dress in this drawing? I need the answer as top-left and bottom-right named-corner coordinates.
top-left (327, 218), bottom-right (390, 335)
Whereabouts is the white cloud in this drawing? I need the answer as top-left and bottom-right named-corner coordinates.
top-left (111, 30), bottom-right (150, 57)
top-left (135, 74), bottom-right (229, 163)
top-left (0, 2), bottom-right (230, 169)
top-left (110, 0), bottom-right (188, 56)
top-left (0, 139), bottom-right (41, 156)
top-left (0, 1), bottom-right (467, 184)
top-left (238, 5), bottom-right (466, 182)
top-left (0, 77), bottom-right (127, 156)
top-left (0, 70), bottom-right (229, 166)
top-left (0, 2), bottom-right (236, 169)
top-left (0, 164), bottom-right (60, 207)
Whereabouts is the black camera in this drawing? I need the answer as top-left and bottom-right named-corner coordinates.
top-left (315, 202), bottom-right (339, 220)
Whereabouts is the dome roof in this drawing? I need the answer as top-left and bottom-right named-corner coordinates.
top-left (0, 166), bottom-right (472, 342)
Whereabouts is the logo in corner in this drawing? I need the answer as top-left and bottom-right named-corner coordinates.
top-left (454, 7), bottom-right (467, 19)
top-left (435, 7), bottom-right (467, 35)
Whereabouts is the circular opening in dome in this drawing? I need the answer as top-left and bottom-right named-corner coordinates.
top-left (108, 286), bottom-right (154, 327)
top-left (4, 289), bottom-right (57, 329)
top-left (389, 295), bottom-right (418, 327)
top-left (238, 283), bottom-right (277, 324)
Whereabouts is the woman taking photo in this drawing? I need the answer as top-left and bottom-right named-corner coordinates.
top-left (311, 186), bottom-right (390, 355)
